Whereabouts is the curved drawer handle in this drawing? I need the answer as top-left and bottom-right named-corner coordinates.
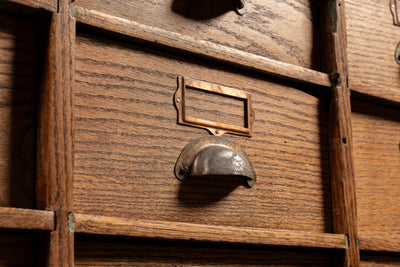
top-left (234, 0), bottom-right (247, 15)
top-left (391, 0), bottom-right (400, 26)
top-left (175, 136), bottom-right (256, 187)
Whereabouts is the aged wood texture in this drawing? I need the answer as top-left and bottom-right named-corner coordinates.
top-left (73, 33), bottom-right (332, 233)
top-left (0, 234), bottom-right (34, 266)
top-left (352, 100), bottom-right (400, 239)
top-left (72, 213), bottom-right (346, 249)
top-left (36, 0), bottom-right (75, 265)
top-left (72, 6), bottom-right (331, 88)
top-left (346, 0), bottom-right (400, 103)
top-left (74, 236), bottom-right (341, 266)
top-left (319, 0), bottom-right (360, 266)
top-left (73, 0), bottom-right (321, 71)
top-left (0, 207), bottom-right (54, 230)
top-left (0, 13), bottom-right (38, 209)
top-left (359, 237), bottom-right (400, 253)
top-left (1, 0), bottom-right (57, 12)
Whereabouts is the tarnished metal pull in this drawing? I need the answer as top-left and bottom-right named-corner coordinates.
top-left (391, 0), bottom-right (400, 26)
top-left (234, 0), bottom-right (247, 15)
top-left (395, 42), bottom-right (400, 65)
top-left (175, 136), bottom-right (256, 187)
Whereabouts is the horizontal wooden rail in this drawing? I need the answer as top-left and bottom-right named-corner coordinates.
top-left (72, 213), bottom-right (347, 250)
top-left (358, 236), bottom-right (400, 253)
top-left (0, 207), bottom-right (55, 231)
top-left (351, 78), bottom-right (400, 107)
top-left (1, 0), bottom-right (57, 13)
top-left (72, 6), bottom-right (332, 88)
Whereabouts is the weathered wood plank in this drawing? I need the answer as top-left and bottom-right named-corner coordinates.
top-left (0, 207), bottom-right (54, 230)
top-left (352, 100), bottom-right (400, 239)
top-left (72, 6), bottom-right (332, 88)
top-left (36, 0), bottom-right (75, 265)
top-left (73, 32), bottom-right (332, 233)
top-left (73, 0), bottom-right (320, 71)
top-left (1, 0), bottom-right (57, 13)
top-left (72, 213), bottom-right (347, 249)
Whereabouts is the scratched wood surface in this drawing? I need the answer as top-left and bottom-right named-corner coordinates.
top-left (73, 32), bottom-right (332, 233)
top-left (346, 0), bottom-right (400, 100)
top-left (74, 236), bottom-right (341, 266)
top-left (0, 13), bottom-right (38, 209)
top-left (352, 99), bottom-right (400, 239)
top-left (73, 0), bottom-right (321, 70)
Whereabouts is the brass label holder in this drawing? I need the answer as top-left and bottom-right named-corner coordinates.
top-left (174, 76), bottom-right (255, 137)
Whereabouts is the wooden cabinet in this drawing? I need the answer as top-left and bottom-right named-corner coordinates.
top-left (0, 0), bottom-right (399, 266)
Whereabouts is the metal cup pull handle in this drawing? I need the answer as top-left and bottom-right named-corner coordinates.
top-left (175, 136), bottom-right (256, 187)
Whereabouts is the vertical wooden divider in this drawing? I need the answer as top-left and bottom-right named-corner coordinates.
top-left (320, 0), bottom-right (360, 266)
top-left (36, 0), bottom-right (75, 265)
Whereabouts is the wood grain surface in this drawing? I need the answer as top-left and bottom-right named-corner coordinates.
top-left (359, 237), bottom-right (400, 253)
top-left (72, 213), bottom-right (346, 249)
top-left (35, 0), bottom-right (75, 265)
top-left (74, 235), bottom-right (341, 266)
top-left (73, 0), bottom-right (321, 71)
top-left (73, 33), bottom-right (332, 233)
top-left (346, 0), bottom-right (400, 102)
top-left (0, 12), bottom-right (38, 209)
top-left (72, 6), bottom-right (331, 88)
top-left (0, 207), bottom-right (54, 230)
top-left (1, 0), bottom-right (57, 12)
top-left (352, 100), bottom-right (400, 239)
top-left (319, 1), bottom-right (360, 265)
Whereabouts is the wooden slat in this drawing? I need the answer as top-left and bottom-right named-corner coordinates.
top-left (72, 213), bottom-right (347, 250)
top-left (72, 6), bottom-right (332, 88)
top-left (359, 237), bottom-right (400, 253)
top-left (36, 0), bottom-right (75, 265)
top-left (0, 207), bottom-right (54, 231)
top-left (351, 79), bottom-right (400, 106)
top-left (319, 0), bottom-right (360, 266)
top-left (1, 0), bottom-right (57, 12)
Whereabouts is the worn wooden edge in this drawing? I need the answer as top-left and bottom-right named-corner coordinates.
top-left (351, 79), bottom-right (400, 108)
top-left (71, 6), bottom-right (332, 88)
top-left (0, 207), bottom-right (55, 231)
top-left (358, 236), bottom-right (400, 253)
top-left (1, 0), bottom-right (57, 13)
top-left (71, 213), bottom-right (347, 250)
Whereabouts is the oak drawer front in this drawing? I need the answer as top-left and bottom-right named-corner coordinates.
top-left (0, 12), bottom-right (38, 209)
top-left (73, 0), bottom-right (317, 70)
top-left (352, 100), bottom-right (400, 239)
top-left (75, 236), bottom-right (340, 266)
top-left (347, 0), bottom-right (400, 92)
top-left (73, 32), bottom-right (332, 233)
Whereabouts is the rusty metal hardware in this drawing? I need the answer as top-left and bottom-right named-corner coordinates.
top-left (391, 0), bottom-right (400, 26)
top-left (396, 42), bottom-right (400, 65)
top-left (174, 76), bottom-right (255, 137)
top-left (175, 136), bottom-right (256, 187)
top-left (234, 0), bottom-right (247, 15)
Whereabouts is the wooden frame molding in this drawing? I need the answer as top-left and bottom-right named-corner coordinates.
top-left (358, 237), bottom-right (400, 253)
top-left (0, 207), bottom-right (54, 231)
top-left (72, 213), bottom-right (347, 250)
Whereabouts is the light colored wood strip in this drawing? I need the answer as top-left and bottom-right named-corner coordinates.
top-left (72, 6), bottom-right (332, 88)
top-left (73, 213), bottom-right (347, 250)
top-left (351, 78), bottom-right (400, 106)
top-left (0, 207), bottom-right (54, 231)
top-left (2, 0), bottom-right (57, 12)
top-left (359, 236), bottom-right (400, 253)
